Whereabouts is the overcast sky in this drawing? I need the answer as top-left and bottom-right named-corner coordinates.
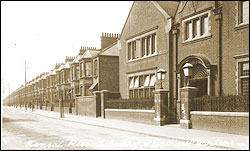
top-left (1, 1), bottom-right (133, 99)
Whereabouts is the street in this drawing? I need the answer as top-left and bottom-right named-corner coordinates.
top-left (1, 106), bottom-right (240, 150)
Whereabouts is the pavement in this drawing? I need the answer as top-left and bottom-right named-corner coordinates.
top-left (5, 106), bottom-right (249, 150)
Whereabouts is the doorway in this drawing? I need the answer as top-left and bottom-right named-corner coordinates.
top-left (190, 78), bottom-right (207, 97)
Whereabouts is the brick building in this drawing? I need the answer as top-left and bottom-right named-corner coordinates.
top-left (3, 1), bottom-right (249, 127)
top-left (79, 48), bottom-right (100, 96)
top-left (69, 46), bottom-right (86, 106)
top-left (91, 41), bottom-right (119, 93)
top-left (118, 1), bottom-right (249, 123)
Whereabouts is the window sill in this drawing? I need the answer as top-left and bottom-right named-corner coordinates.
top-left (182, 35), bottom-right (212, 45)
top-left (240, 75), bottom-right (249, 79)
top-left (234, 23), bottom-right (249, 31)
top-left (127, 53), bottom-right (158, 63)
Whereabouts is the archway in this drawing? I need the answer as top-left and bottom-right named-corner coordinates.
top-left (177, 54), bottom-right (215, 98)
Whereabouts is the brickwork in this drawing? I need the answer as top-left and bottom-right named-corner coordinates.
top-left (191, 111), bottom-right (249, 135)
top-left (104, 109), bottom-right (155, 125)
top-left (119, 1), bottom-right (171, 99)
top-left (175, 1), bottom-right (249, 96)
top-left (99, 56), bottom-right (119, 92)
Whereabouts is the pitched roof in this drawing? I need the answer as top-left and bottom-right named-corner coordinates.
top-left (72, 54), bottom-right (81, 64)
top-left (63, 61), bottom-right (70, 69)
top-left (119, 1), bottom-right (179, 39)
top-left (80, 49), bottom-right (100, 59)
top-left (56, 64), bottom-right (65, 72)
top-left (154, 1), bottom-right (179, 18)
top-left (99, 42), bottom-right (119, 57)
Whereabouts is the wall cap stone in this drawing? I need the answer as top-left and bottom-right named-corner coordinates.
top-left (105, 109), bottom-right (155, 113)
top-left (180, 87), bottom-right (198, 91)
top-left (153, 89), bottom-right (169, 93)
top-left (190, 111), bottom-right (249, 117)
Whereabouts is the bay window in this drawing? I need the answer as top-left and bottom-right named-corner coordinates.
top-left (85, 61), bottom-right (92, 77)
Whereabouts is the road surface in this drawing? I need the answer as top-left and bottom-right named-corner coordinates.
top-left (2, 106), bottom-right (223, 150)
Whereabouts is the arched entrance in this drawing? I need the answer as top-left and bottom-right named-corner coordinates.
top-left (177, 54), bottom-right (215, 98)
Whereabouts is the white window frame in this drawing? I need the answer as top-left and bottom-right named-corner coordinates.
top-left (127, 70), bottom-right (157, 99)
top-left (234, 54), bottom-right (249, 95)
top-left (182, 10), bottom-right (211, 43)
top-left (127, 29), bottom-right (157, 62)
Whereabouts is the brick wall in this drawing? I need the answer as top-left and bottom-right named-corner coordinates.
top-left (77, 95), bottom-right (101, 117)
top-left (105, 109), bottom-right (155, 125)
top-left (99, 56), bottom-right (119, 92)
top-left (191, 111), bottom-right (249, 135)
top-left (119, 1), bottom-right (170, 99)
top-left (175, 1), bottom-right (249, 96)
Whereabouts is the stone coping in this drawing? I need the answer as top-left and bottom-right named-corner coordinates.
top-left (190, 111), bottom-right (249, 117)
top-left (105, 109), bottom-right (155, 113)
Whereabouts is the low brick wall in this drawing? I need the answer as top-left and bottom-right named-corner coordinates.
top-left (42, 106), bottom-right (47, 110)
top-left (105, 109), bottom-right (155, 125)
top-left (190, 111), bottom-right (249, 135)
top-left (71, 108), bottom-right (76, 115)
top-left (77, 96), bottom-right (101, 117)
top-left (53, 107), bottom-right (60, 112)
top-left (64, 107), bottom-right (70, 114)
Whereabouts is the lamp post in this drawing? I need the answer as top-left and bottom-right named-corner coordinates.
top-left (59, 91), bottom-right (64, 118)
top-left (67, 90), bottom-right (72, 113)
top-left (157, 69), bottom-right (166, 89)
top-left (183, 62), bottom-right (193, 87)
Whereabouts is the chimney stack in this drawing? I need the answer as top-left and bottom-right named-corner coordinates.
top-left (101, 32), bottom-right (119, 50)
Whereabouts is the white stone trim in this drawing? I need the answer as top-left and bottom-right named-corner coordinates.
top-left (190, 111), bottom-right (249, 117)
top-left (105, 109), bottom-right (155, 113)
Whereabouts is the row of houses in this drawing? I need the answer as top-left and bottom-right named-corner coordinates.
top-left (4, 32), bottom-right (119, 110)
top-left (3, 1), bottom-right (249, 128)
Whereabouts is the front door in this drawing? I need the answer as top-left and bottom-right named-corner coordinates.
top-left (190, 78), bottom-right (207, 97)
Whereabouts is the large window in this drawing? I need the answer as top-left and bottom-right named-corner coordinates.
top-left (76, 66), bottom-right (79, 80)
top-left (93, 59), bottom-right (98, 77)
top-left (127, 32), bottom-right (157, 61)
top-left (80, 62), bottom-right (84, 77)
top-left (71, 67), bottom-right (74, 81)
top-left (184, 12), bottom-right (209, 42)
top-left (85, 61), bottom-right (92, 77)
top-left (128, 73), bottom-right (156, 99)
top-left (238, 1), bottom-right (249, 24)
top-left (239, 62), bottom-right (249, 95)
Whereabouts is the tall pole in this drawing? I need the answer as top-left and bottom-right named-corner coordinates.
top-left (8, 83), bottom-right (10, 106)
top-left (25, 60), bottom-right (27, 110)
top-left (25, 60), bottom-right (26, 87)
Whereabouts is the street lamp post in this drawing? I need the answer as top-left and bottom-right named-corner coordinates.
top-left (59, 91), bottom-right (64, 118)
top-left (157, 69), bottom-right (166, 89)
top-left (68, 90), bottom-right (72, 113)
top-left (183, 62), bottom-right (193, 87)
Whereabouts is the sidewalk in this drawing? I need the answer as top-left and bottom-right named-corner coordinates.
top-left (12, 107), bottom-right (249, 150)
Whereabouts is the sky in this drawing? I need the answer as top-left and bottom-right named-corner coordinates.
top-left (1, 1), bottom-right (133, 99)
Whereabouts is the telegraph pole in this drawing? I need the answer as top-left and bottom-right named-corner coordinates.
top-left (25, 60), bottom-right (26, 87)
top-left (8, 83), bottom-right (10, 106)
top-left (25, 60), bottom-right (27, 110)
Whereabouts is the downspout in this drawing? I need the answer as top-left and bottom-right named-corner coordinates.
top-left (212, 2), bottom-right (223, 96)
top-left (166, 17), bottom-right (174, 123)
top-left (172, 23), bottom-right (179, 123)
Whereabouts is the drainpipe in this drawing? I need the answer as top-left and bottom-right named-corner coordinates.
top-left (212, 3), bottom-right (223, 96)
top-left (172, 23), bottom-right (179, 123)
